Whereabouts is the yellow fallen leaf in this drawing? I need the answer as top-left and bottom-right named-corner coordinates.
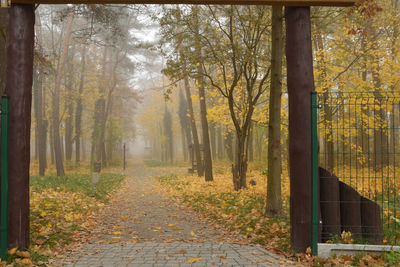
top-left (188, 257), bottom-right (202, 263)
top-left (16, 251), bottom-right (30, 258)
top-left (246, 227), bottom-right (254, 232)
top-left (21, 258), bottom-right (32, 265)
top-left (8, 248), bottom-right (17, 255)
top-left (155, 227), bottom-right (161, 230)
top-left (112, 236), bottom-right (121, 239)
top-left (172, 227), bottom-right (183, 230)
top-left (112, 232), bottom-right (122, 235)
top-left (190, 231), bottom-right (195, 236)
top-left (40, 211), bottom-right (46, 217)
top-left (168, 224), bottom-right (176, 227)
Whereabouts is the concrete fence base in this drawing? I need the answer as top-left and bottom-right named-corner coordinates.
top-left (318, 243), bottom-right (400, 258)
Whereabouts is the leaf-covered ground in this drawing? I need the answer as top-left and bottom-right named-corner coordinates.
top-left (1, 172), bottom-right (125, 266)
top-left (157, 164), bottom-right (400, 267)
top-left (56, 163), bottom-right (299, 266)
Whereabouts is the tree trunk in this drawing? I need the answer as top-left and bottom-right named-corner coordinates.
top-left (53, 7), bottom-right (74, 176)
top-left (178, 88), bottom-right (190, 161)
top-left (5, 4), bottom-right (35, 250)
top-left (217, 124), bottom-right (223, 160)
top-left (181, 125), bottom-right (187, 161)
top-left (193, 6), bottom-right (213, 181)
top-left (248, 124), bottom-right (253, 162)
top-left (176, 7), bottom-right (203, 175)
top-left (91, 46), bottom-right (107, 166)
top-left (232, 133), bottom-right (248, 190)
top-left (210, 123), bottom-right (216, 161)
top-left (285, 6), bottom-right (315, 253)
top-left (50, 122), bottom-right (54, 164)
top-left (225, 130), bottom-right (233, 161)
top-left (106, 106), bottom-right (113, 163)
top-left (358, 36), bottom-right (369, 165)
top-left (266, 6), bottom-right (283, 217)
top-left (35, 11), bottom-right (47, 176)
top-left (64, 44), bottom-right (75, 162)
top-left (315, 31), bottom-right (334, 171)
top-left (75, 43), bottom-right (86, 164)
top-left (33, 67), bottom-right (39, 161)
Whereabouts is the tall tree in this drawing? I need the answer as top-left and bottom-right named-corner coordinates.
top-left (201, 6), bottom-right (271, 190)
top-left (265, 6), bottom-right (284, 217)
top-left (75, 43), bottom-right (87, 164)
top-left (64, 43), bottom-right (75, 162)
top-left (193, 6), bottom-right (213, 181)
top-left (178, 88), bottom-right (192, 161)
top-left (34, 11), bottom-right (47, 176)
top-left (53, 7), bottom-right (74, 176)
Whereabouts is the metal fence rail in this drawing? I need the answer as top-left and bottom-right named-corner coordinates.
top-left (311, 91), bottom-right (400, 254)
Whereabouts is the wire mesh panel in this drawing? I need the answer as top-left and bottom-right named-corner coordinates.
top-left (315, 91), bottom-right (399, 246)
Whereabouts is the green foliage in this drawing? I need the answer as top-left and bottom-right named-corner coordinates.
top-left (30, 173), bottom-right (125, 203)
top-left (382, 250), bottom-right (400, 265)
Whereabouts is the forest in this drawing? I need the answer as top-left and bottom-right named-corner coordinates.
top-left (0, 0), bottom-right (399, 266)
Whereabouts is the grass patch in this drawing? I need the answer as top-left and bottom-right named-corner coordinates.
top-left (30, 173), bottom-right (125, 203)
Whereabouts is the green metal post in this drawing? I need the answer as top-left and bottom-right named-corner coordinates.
top-left (311, 92), bottom-right (319, 256)
top-left (0, 95), bottom-right (9, 261)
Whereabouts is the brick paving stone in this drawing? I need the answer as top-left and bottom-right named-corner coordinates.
top-left (62, 242), bottom-right (301, 266)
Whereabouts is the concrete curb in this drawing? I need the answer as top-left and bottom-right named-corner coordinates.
top-left (318, 243), bottom-right (400, 258)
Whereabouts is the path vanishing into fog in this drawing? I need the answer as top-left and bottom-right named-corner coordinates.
top-left (58, 163), bottom-right (301, 267)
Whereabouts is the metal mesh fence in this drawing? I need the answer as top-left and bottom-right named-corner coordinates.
top-left (312, 91), bottom-right (400, 247)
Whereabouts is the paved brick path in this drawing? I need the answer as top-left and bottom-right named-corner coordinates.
top-left (64, 243), bottom-right (296, 267)
top-left (58, 164), bottom-right (301, 267)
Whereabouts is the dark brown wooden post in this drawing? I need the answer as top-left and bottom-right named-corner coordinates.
top-left (285, 6), bottom-right (315, 253)
top-left (5, 4), bottom-right (35, 250)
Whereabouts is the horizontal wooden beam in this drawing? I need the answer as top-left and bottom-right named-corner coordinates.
top-left (11, 0), bottom-right (355, 7)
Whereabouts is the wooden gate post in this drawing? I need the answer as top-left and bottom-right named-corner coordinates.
top-left (5, 4), bottom-right (35, 250)
top-left (285, 6), bottom-right (315, 253)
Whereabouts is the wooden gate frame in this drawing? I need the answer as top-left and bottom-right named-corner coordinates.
top-left (3, 0), bottom-right (355, 252)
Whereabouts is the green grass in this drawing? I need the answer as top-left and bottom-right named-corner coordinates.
top-left (30, 173), bottom-right (125, 203)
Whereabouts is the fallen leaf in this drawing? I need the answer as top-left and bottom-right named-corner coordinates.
top-left (188, 257), bottom-right (202, 263)
top-left (175, 250), bottom-right (187, 254)
top-left (8, 248), bottom-right (17, 255)
top-left (168, 224), bottom-right (176, 227)
top-left (20, 258), bottom-right (32, 265)
top-left (16, 251), bottom-right (30, 258)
